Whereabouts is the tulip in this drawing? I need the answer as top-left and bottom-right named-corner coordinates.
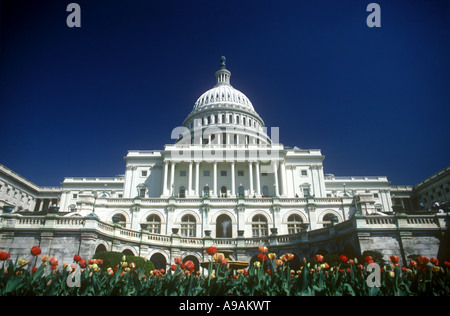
top-left (389, 256), bottom-right (399, 264)
top-left (18, 258), bottom-right (27, 267)
top-left (171, 264), bottom-right (177, 271)
top-left (258, 246), bottom-right (269, 254)
top-left (418, 256), bottom-right (430, 265)
top-left (49, 257), bottom-right (58, 267)
top-left (257, 253), bottom-right (267, 262)
top-left (268, 253), bottom-right (277, 260)
top-left (206, 246), bottom-right (217, 256)
top-left (30, 246), bottom-right (42, 257)
top-left (41, 255), bottom-right (50, 263)
top-left (214, 253), bottom-right (225, 263)
top-left (254, 261), bottom-right (261, 268)
top-left (339, 255), bottom-right (348, 263)
top-left (315, 254), bottom-right (324, 263)
top-left (365, 256), bottom-right (374, 265)
top-left (174, 257), bottom-right (183, 265)
top-left (73, 255), bottom-right (81, 263)
top-left (430, 258), bottom-right (439, 266)
top-left (389, 271), bottom-right (395, 278)
top-left (275, 259), bottom-right (283, 267)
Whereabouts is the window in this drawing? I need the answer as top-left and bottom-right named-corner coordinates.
top-left (252, 215), bottom-right (268, 237)
top-left (262, 186), bottom-right (269, 197)
top-left (180, 171), bottom-right (187, 177)
top-left (220, 170), bottom-right (227, 176)
top-left (287, 214), bottom-right (303, 234)
top-left (137, 184), bottom-right (146, 198)
top-left (220, 186), bottom-right (227, 197)
top-left (261, 173), bottom-right (268, 177)
top-left (72, 194), bottom-right (78, 199)
top-left (303, 188), bottom-right (310, 197)
top-left (301, 170), bottom-right (307, 176)
top-left (322, 213), bottom-right (338, 228)
top-left (217, 214), bottom-right (232, 238)
top-left (141, 170), bottom-right (148, 177)
top-left (203, 186), bottom-right (210, 198)
top-left (374, 193), bottom-right (379, 198)
top-left (238, 170), bottom-right (244, 176)
top-left (179, 186), bottom-right (186, 198)
top-left (143, 215), bottom-right (161, 234)
top-left (204, 171), bottom-right (210, 177)
top-left (181, 215), bottom-right (196, 237)
top-left (238, 185), bottom-right (245, 198)
top-left (112, 214), bottom-right (126, 227)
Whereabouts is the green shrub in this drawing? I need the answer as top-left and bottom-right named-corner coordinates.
top-left (93, 251), bottom-right (154, 274)
top-left (361, 250), bottom-right (386, 267)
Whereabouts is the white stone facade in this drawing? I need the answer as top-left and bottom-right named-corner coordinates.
top-left (49, 59), bottom-right (394, 238)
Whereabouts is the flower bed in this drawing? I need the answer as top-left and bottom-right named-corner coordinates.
top-left (0, 247), bottom-right (449, 296)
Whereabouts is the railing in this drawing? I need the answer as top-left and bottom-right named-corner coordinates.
top-left (1, 213), bottom-right (448, 250)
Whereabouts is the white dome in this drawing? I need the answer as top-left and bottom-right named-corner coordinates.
top-left (193, 84), bottom-right (255, 112)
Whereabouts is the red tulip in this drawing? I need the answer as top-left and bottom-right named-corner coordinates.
top-left (315, 255), bottom-right (324, 263)
top-left (171, 264), bottom-right (177, 271)
top-left (430, 258), bottom-right (439, 266)
top-left (30, 246), bottom-right (42, 257)
top-left (365, 256), bottom-right (374, 265)
top-left (174, 257), bottom-right (183, 265)
top-left (258, 253), bottom-right (268, 262)
top-left (49, 257), bottom-right (58, 267)
top-left (418, 256), bottom-right (430, 265)
top-left (73, 255), bottom-right (81, 263)
top-left (339, 255), bottom-right (348, 263)
top-left (258, 246), bottom-right (269, 254)
top-left (0, 251), bottom-right (10, 261)
top-left (31, 266), bottom-right (38, 274)
top-left (184, 260), bottom-right (195, 272)
top-left (206, 246), bottom-right (217, 256)
top-left (389, 256), bottom-right (399, 264)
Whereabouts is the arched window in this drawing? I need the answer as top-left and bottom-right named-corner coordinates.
top-left (287, 214), bottom-right (303, 234)
top-left (262, 186), bottom-right (269, 197)
top-left (322, 213), bottom-right (339, 228)
top-left (251, 214), bottom-right (268, 237)
top-left (142, 214), bottom-right (161, 234)
top-left (203, 186), bottom-right (210, 198)
top-left (181, 215), bottom-right (196, 237)
top-left (221, 186), bottom-right (227, 197)
top-left (150, 253), bottom-right (167, 270)
top-left (216, 214), bottom-right (232, 238)
top-left (112, 213), bottom-right (126, 227)
top-left (179, 186), bottom-right (186, 198)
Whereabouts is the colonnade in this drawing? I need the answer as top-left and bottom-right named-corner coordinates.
top-left (162, 160), bottom-right (288, 198)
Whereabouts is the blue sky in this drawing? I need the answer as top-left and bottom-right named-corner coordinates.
top-left (0, 0), bottom-right (449, 187)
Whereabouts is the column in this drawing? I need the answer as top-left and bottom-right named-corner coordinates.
top-left (170, 161), bottom-right (176, 196)
top-left (231, 162), bottom-right (236, 197)
top-left (213, 161), bottom-right (218, 197)
top-left (195, 161), bottom-right (200, 197)
top-left (255, 162), bottom-right (261, 196)
top-left (280, 161), bottom-right (287, 197)
top-left (163, 161), bottom-right (169, 196)
top-left (274, 162), bottom-right (280, 197)
top-left (248, 162), bottom-right (254, 196)
top-left (188, 161), bottom-right (193, 196)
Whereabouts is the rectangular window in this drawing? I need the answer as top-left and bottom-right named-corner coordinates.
top-left (220, 170), bottom-right (227, 176)
top-left (301, 170), bottom-right (307, 176)
top-left (141, 170), bottom-right (148, 177)
top-left (238, 170), bottom-right (244, 176)
top-left (374, 193), bottom-right (379, 198)
top-left (204, 171), bottom-right (210, 177)
top-left (72, 194), bottom-right (78, 199)
top-left (261, 173), bottom-right (268, 176)
top-left (180, 171), bottom-right (186, 177)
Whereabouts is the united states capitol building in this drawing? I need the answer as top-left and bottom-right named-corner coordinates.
top-left (1, 58), bottom-right (449, 269)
